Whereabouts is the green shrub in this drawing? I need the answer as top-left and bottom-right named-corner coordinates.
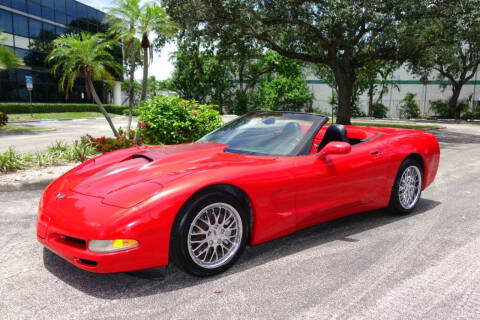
top-left (0, 103), bottom-right (127, 115)
top-left (122, 107), bottom-right (141, 116)
top-left (138, 95), bottom-right (223, 145)
top-left (429, 100), bottom-right (450, 118)
top-left (0, 147), bottom-right (26, 173)
top-left (430, 99), bottom-right (473, 119)
top-left (0, 112), bottom-right (7, 126)
top-left (372, 102), bottom-right (389, 118)
top-left (399, 93), bottom-right (420, 119)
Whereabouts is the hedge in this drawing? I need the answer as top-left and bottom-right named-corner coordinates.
top-left (0, 103), bottom-right (128, 115)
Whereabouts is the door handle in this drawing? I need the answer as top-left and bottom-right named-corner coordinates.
top-left (370, 150), bottom-right (382, 156)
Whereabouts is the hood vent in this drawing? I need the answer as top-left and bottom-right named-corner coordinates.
top-left (132, 154), bottom-right (154, 162)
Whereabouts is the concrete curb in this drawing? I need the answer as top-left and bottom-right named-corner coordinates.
top-left (0, 177), bottom-right (53, 192)
top-left (9, 115), bottom-right (128, 124)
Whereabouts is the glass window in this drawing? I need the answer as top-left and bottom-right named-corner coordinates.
top-left (12, 0), bottom-right (26, 11)
top-left (54, 0), bottom-right (64, 11)
top-left (76, 3), bottom-right (87, 18)
top-left (27, 1), bottom-right (41, 16)
top-left (13, 13), bottom-right (28, 37)
top-left (55, 11), bottom-right (66, 24)
top-left (28, 18), bottom-right (42, 38)
top-left (0, 0), bottom-right (11, 8)
top-left (41, 6), bottom-right (54, 20)
top-left (88, 23), bottom-right (97, 33)
top-left (41, 0), bottom-right (53, 8)
top-left (87, 7), bottom-right (95, 20)
top-left (42, 22), bottom-right (54, 33)
top-left (0, 10), bottom-right (13, 34)
top-left (15, 48), bottom-right (29, 59)
top-left (66, 14), bottom-right (74, 24)
top-left (65, 0), bottom-right (75, 13)
top-left (55, 26), bottom-right (64, 36)
top-left (96, 11), bottom-right (104, 22)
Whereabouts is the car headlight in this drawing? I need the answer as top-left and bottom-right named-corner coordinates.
top-left (88, 239), bottom-right (138, 252)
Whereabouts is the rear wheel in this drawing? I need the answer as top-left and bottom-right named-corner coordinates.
top-left (389, 158), bottom-right (423, 214)
top-left (171, 192), bottom-right (248, 277)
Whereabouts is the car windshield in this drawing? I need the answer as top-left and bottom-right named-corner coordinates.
top-left (198, 112), bottom-right (328, 156)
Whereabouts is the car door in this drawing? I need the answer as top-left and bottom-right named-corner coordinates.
top-left (294, 138), bottom-right (390, 230)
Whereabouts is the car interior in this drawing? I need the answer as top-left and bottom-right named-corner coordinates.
top-left (310, 124), bottom-right (376, 154)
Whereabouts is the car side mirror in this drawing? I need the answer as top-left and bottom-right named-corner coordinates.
top-left (317, 141), bottom-right (351, 160)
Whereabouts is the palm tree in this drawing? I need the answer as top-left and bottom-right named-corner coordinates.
top-left (137, 3), bottom-right (175, 101)
top-left (47, 33), bottom-right (122, 138)
top-left (104, 0), bottom-right (141, 134)
top-left (133, 3), bottom-right (176, 143)
top-left (0, 32), bottom-right (24, 70)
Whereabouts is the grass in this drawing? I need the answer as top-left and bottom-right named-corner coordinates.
top-left (8, 112), bottom-right (116, 122)
top-left (0, 141), bottom-right (98, 173)
top-left (352, 122), bottom-right (444, 130)
top-left (0, 125), bottom-right (53, 132)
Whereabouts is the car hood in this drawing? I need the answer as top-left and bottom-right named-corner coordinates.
top-left (69, 142), bottom-right (226, 197)
top-left (64, 142), bottom-right (274, 208)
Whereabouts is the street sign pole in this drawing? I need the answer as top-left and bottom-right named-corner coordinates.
top-left (25, 76), bottom-right (33, 117)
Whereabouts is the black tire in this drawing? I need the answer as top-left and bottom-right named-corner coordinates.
top-left (170, 191), bottom-right (249, 277)
top-left (389, 158), bottom-right (423, 214)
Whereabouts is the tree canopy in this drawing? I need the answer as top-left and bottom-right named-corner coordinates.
top-left (163, 0), bottom-right (434, 124)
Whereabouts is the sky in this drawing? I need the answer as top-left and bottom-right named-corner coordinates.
top-left (78, 0), bottom-right (176, 81)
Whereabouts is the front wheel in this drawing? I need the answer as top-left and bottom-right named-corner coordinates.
top-left (171, 192), bottom-right (248, 277)
top-left (389, 158), bottom-right (423, 214)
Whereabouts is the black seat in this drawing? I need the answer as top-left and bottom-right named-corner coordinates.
top-left (317, 124), bottom-right (348, 151)
top-left (282, 122), bottom-right (301, 137)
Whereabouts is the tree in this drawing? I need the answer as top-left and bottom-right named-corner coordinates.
top-left (248, 51), bottom-right (313, 112)
top-left (104, 0), bottom-right (142, 134)
top-left (170, 43), bottom-right (233, 111)
top-left (47, 33), bottom-right (122, 137)
top-left (137, 3), bottom-right (176, 101)
top-left (408, 0), bottom-right (480, 118)
top-left (163, 0), bottom-right (432, 124)
top-left (0, 32), bottom-right (24, 70)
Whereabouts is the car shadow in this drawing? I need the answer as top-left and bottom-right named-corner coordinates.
top-left (43, 198), bottom-right (441, 299)
top-left (431, 129), bottom-right (480, 149)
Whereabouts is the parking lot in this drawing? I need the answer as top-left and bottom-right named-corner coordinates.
top-left (1, 124), bottom-right (480, 319)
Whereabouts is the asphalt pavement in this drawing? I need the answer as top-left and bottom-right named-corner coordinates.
top-left (1, 125), bottom-right (480, 319)
top-left (0, 117), bottom-right (133, 153)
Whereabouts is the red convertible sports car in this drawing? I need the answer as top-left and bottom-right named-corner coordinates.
top-left (37, 111), bottom-right (440, 277)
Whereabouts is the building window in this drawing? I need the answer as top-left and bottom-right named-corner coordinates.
top-left (13, 13), bottom-right (28, 37)
top-left (76, 3), bottom-right (87, 19)
top-left (42, 22), bottom-right (54, 34)
top-left (55, 26), bottom-right (64, 36)
top-left (28, 18), bottom-right (42, 38)
top-left (55, 11), bottom-right (66, 24)
top-left (12, 0), bottom-right (27, 11)
top-left (27, 1), bottom-right (41, 16)
top-left (54, 0), bottom-right (64, 11)
top-left (0, 10), bottom-right (13, 34)
top-left (15, 47), bottom-right (29, 59)
top-left (41, 0), bottom-right (53, 9)
top-left (41, 6), bottom-right (54, 20)
top-left (0, 0), bottom-right (11, 8)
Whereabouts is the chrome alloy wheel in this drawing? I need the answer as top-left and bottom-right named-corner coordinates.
top-left (187, 202), bottom-right (243, 269)
top-left (398, 165), bottom-right (422, 210)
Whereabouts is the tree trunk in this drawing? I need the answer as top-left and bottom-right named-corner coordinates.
top-left (449, 83), bottom-right (463, 119)
top-left (127, 44), bottom-right (136, 136)
top-left (368, 84), bottom-right (374, 117)
top-left (87, 78), bottom-right (120, 138)
top-left (141, 46), bottom-right (149, 101)
top-left (334, 68), bottom-right (355, 125)
top-left (134, 45), bottom-right (149, 144)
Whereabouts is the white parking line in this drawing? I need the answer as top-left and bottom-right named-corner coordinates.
top-left (72, 119), bottom-right (88, 122)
